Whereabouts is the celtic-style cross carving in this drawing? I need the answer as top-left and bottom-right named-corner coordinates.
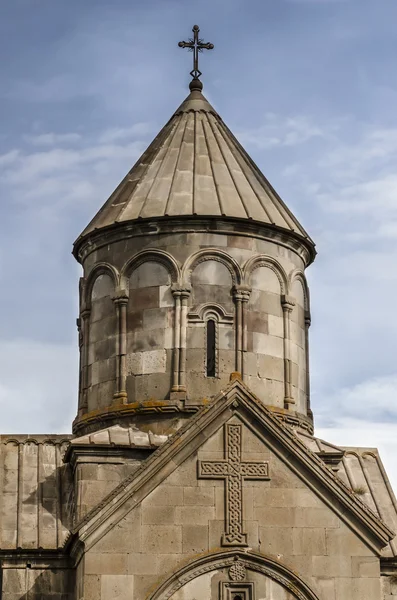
top-left (198, 423), bottom-right (270, 546)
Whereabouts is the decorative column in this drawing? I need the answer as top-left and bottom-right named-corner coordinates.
top-left (281, 295), bottom-right (295, 409)
top-left (113, 290), bottom-right (129, 404)
top-left (233, 286), bottom-right (251, 378)
top-left (76, 316), bottom-right (83, 410)
top-left (179, 289), bottom-right (191, 392)
top-left (304, 309), bottom-right (312, 419)
top-left (171, 288), bottom-right (181, 392)
top-left (170, 286), bottom-right (190, 396)
top-left (80, 307), bottom-right (91, 414)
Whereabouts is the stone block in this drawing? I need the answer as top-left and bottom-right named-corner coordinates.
top-left (259, 526), bottom-right (293, 556)
top-left (146, 485), bottom-right (184, 506)
top-left (126, 352), bottom-right (143, 375)
top-left (182, 524), bottom-right (209, 553)
top-left (159, 284), bottom-right (173, 307)
top-left (249, 290), bottom-right (282, 316)
top-left (218, 326), bottom-right (235, 350)
top-left (143, 307), bottom-right (170, 330)
top-left (312, 555), bottom-right (352, 577)
top-left (252, 333), bottom-right (284, 358)
top-left (325, 525), bottom-right (374, 556)
top-left (142, 350), bottom-right (167, 374)
top-left (257, 354), bottom-right (284, 381)
top-left (246, 310), bottom-right (268, 334)
top-left (127, 553), bottom-right (158, 575)
top-left (101, 574), bottom-right (134, 600)
top-left (292, 527), bottom-right (326, 555)
top-left (142, 505), bottom-right (176, 525)
top-left (268, 314), bottom-right (284, 338)
top-left (129, 287), bottom-right (159, 310)
top-left (183, 486), bottom-right (214, 505)
top-left (176, 505), bottom-right (215, 525)
top-left (187, 326), bottom-right (205, 349)
top-left (141, 524), bottom-right (182, 554)
top-left (351, 556), bottom-right (380, 578)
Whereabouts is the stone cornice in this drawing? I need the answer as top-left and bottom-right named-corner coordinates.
top-left (72, 400), bottom-right (198, 436)
top-left (73, 216), bottom-right (316, 267)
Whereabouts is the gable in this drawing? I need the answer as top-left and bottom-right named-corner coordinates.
top-left (73, 381), bottom-right (393, 559)
top-left (84, 413), bottom-right (383, 600)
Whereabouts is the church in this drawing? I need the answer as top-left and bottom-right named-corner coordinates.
top-left (1, 26), bottom-right (397, 600)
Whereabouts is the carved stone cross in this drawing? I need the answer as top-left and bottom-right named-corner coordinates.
top-left (198, 423), bottom-right (270, 546)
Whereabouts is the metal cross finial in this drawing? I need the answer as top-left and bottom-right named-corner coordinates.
top-left (178, 25), bottom-right (214, 80)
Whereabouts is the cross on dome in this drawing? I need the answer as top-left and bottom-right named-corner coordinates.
top-left (178, 24), bottom-right (214, 81)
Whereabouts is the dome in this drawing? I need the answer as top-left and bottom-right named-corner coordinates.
top-left (74, 86), bottom-right (315, 261)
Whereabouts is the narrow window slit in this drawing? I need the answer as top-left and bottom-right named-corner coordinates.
top-left (206, 319), bottom-right (216, 377)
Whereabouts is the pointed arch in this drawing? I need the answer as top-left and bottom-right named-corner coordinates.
top-left (148, 549), bottom-right (320, 600)
top-left (243, 255), bottom-right (288, 294)
top-left (182, 248), bottom-right (243, 286)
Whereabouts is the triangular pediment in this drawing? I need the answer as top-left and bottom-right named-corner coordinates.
top-left (70, 380), bottom-right (394, 554)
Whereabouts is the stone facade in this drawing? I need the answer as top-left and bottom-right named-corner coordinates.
top-left (1, 78), bottom-right (396, 599)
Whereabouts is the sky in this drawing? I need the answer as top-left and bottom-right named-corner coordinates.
top-left (0, 0), bottom-right (397, 489)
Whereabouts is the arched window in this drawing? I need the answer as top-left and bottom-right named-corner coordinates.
top-left (206, 319), bottom-right (216, 377)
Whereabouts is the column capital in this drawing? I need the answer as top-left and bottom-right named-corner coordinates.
top-left (112, 287), bottom-right (129, 304)
top-left (80, 307), bottom-right (91, 320)
top-left (171, 285), bottom-right (191, 298)
top-left (281, 294), bottom-right (295, 312)
top-left (233, 285), bottom-right (251, 302)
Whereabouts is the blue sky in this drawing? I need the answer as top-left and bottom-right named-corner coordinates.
top-left (1, 0), bottom-right (397, 487)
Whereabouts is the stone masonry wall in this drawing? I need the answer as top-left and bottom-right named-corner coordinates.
top-left (77, 228), bottom-right (311, 432)
top-left (79, 416), bottom-right (382, 600)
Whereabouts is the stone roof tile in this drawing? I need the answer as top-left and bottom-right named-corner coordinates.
top-left (75, 88), bottom-right (314, 249)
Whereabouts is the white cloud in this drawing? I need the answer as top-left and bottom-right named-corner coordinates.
top-left (236, 114), bottom-right (326, 149)
top-left (0, 339), bottom-right (77, 433)
top-left (24, 132), bottom-right (82, 146)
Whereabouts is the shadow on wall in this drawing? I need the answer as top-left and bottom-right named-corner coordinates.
top-left (21, 461), bottom-right (74, 544)
top-left (2, 566), bottom-right (75, 600)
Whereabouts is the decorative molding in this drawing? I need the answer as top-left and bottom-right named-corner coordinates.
top-left (288, 268), bottom-right (310, 312)
top-left (229, 558), bottom-right (247, 581)
top-left (72, 401), bottom-right (198, 436)
top-left (73, 216), bottom-right (316, 268)
top-left (84, 262), bottom-right (119, 307)
top-left (198, 423), bottom-right (270, 546)
top-left (188, 302), bottom-right (234, 325)
top-left (243, 254), bottom-right (288, 294)
top-left (182, 247), bottom-right (243, 286)
top-left (120, 248), bottom-right (180, 285)
top-left (148, 549), bottom-right (321, 600)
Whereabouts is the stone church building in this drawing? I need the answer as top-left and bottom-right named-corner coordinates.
top-left (1, 39), bottom-right (397, 600)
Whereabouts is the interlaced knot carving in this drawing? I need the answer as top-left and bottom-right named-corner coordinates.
top-left (198, 423), bottom-right (270, 546)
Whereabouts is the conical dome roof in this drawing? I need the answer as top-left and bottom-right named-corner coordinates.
top-left (75, 85), bottom-right (314, 252)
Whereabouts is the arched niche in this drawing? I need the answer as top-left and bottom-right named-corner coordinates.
top-left (149, 551), bottom-right (320, 600)
top-left (191, 259), bottom-right (234, 313)
top-left (244, 264), bottom-right (285, 407)
top-left (87, 273), bottom-right (117, 411)
top-left (126, 260), bottom-right (173, 402)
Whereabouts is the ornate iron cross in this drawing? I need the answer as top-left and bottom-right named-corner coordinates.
top-left (198, 423), bottom-right (270, 546)
top-left (178, 24), bottom-right (214, 80)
